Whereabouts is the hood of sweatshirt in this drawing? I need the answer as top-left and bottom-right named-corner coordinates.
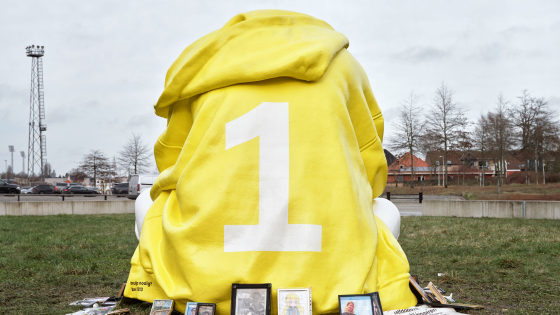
top-left (154, 10), bottom-right (349, 118)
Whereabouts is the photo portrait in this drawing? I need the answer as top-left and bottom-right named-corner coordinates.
top-left (196, 304), bottom-right (216, 315)
top-left (370, 292), bottom-right (383, 315)
top-left (235, 288), bottom-right (267, 315)
top-left (151, 299), bottom-right (173, 314)
top-left (338, 295), bottom-right (373, 315)
top-left (186, 302), bottom-right (198, 315)
top-left (277, 289), bottom-right (310, 315)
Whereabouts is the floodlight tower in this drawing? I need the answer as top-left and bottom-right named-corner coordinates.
top-left (26, 45), bottom-right (47, 181)
top-left (20, 151), bottom-right (25, 174)
top-left (8, 146), bottom-right (14, 179)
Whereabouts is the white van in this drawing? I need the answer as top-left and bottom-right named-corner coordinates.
top-left (127, 174), bottom-right (159, 199)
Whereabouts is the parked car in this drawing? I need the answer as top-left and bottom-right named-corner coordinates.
top-left (0, 180), bottom-right (21, 194)
top-left (88, 187), bottom-right (102, 194)
top-left (54, 182), bottom-right (68, 194)
top-left (32, 185), bottom-right (54, 194)
top-left (128, 174), bottom-right (158, 200)
top-left (20, 187), bottom-right (33, 194)
top-left (111, 183), bottom-right (129, 195)
top-left (61, 186), bottom-right (99, 194)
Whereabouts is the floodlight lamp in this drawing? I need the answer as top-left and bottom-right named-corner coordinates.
top-left (32, 45), bottom-right (34, 48)
top-left (20, 151), bottom-right (25, 157)
top-left (8, 145), bottom-right (14, 152)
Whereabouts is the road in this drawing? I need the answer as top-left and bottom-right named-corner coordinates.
top-left (0, 194), bottom-right (133, 202)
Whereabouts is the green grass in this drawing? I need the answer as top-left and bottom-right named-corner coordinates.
top-left (401, 216), bottom-right (560, 314)
top-left (1, 215), bottom-right (559, 314)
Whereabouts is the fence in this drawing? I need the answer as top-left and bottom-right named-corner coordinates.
top-left (385, 192), bottom-right (423, 203)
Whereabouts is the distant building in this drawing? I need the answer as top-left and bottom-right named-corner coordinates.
top-left (387, 152), bottom-right (431, 183)
top-left (424, 150), bottom-right (525, 180)
top-left (384, 149), bottom-right (397, 167)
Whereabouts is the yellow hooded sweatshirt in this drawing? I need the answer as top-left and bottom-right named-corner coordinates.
top-left (125, 10), bottom-right (417, 314)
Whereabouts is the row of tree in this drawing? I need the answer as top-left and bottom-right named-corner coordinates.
top-left (1, 133), bottom-right (154, 186)
top-left (74, 133), bottom-right (153, 186)
top-left (388, 83), bottom-right (560, 188)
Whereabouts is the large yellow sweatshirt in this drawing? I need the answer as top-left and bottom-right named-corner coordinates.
top-left (125, 10), bottom-right (416, 314)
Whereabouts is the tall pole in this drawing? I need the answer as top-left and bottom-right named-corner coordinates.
top-left (439, 156), bottom-right (444, 187)
top-left (437, 161), bottom-right (440, 186)
top-left (543, 160), bottom-right (545, 185)
top-left (535, 159), bottom-right (538, 185)
top-left (26, 45), bottom-right (47, 181)
top-left (20, 151), bottom-right (25, 174)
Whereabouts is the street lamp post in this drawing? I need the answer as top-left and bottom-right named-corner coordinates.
top-left (436, 161), bottom-right (440, 186)
top-left (439, 156), bottom-right (444, 187)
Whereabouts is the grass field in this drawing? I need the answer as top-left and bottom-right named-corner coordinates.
top-left (1, 214), bottom-right (559, 314)
top-left (384, 182), bottom-right (560, 201)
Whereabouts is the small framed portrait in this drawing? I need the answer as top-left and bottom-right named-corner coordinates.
top-left (277, 288), bottom-right (312, 315)
top-left (338, 294), bottom-right (375, 315)
top-left (186, 302), bottom-right (199, 315)
top-left (150, 299), bottom-right (173, 315)
top-left (231, 283), bottom-right (272, 315)
top-left (369, 292), bottom-right (383, 315)
top-left (196, 303), bottom-right (216, 315)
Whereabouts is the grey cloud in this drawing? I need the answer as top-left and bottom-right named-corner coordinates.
top-left (392, 46), bottom-right (450, 63)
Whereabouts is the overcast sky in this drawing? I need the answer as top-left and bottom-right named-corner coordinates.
top-left (1, 0), bottom-right (559, 177)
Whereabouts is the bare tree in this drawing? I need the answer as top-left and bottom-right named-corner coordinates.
top-left (42, 162), bottom-right (56, 178)
top-left (512, 91), bottom-right (560, 183)
top-left (456, 129), bottom-right (473, 185)
top-left (118, 133), bottom-right (152, 175)
top-left (486, 94), bottom-right (516, 186)
top-left (388, 92), bottom-right (424, 188)
top-left (424, 82), bottom-right (468, 188)
top-left (79, 150), bottom-right (115, 187)
top-left (473, 114), bottom-right (490, 186)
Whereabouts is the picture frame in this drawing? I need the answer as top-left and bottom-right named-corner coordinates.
top-left (186, 302), bottom-right (199, 315)
top-left (150, 299), bottom-right (173, 315)
top-left (368, 292), bottom-right (383, 315)
top-left (195, 303), bottom-right (216, 315)
top-left (338, 294), bottom-right (375, 315)
top-left (277, 287), bottom-right (312, 315)
top-left (408, 275), bottom-right (434, 303)
top-left (231, 283), bottom-right (272, 315)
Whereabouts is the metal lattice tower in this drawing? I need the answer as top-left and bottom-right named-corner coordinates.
top-left (26, 45), bottom-right (47, 180)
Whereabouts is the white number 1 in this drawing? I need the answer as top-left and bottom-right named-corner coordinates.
top-left (224, 102), bottom-right (322, 252)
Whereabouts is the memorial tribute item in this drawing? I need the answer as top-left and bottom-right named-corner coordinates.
top-left (196, 303), bottom-right (217, 315)
top-left (277, 288), bottom-right (312, 315)
top-left (427, 282), bottom-right (448, 304)
top-left (369, 292), bottom-right (383, 315)
top-left (186, 302), bottom-right (199, 315)
top-left (338, 294), bottom-right (375, 315)
top-left (150, 299), bottom-right (173, 314)
top-left (231, 283), bottom-right (272, 315)
top-left (124, 9), bottom-right (417, 314)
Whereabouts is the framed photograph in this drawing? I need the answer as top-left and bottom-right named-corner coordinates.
top-left (408, 275), bottom-right (434, 303)
top-left (369, 292), bottom-right (383, 315)
top-left (277, 288), bottom-right (312, 315)
top-left (196, 303), bottom-right (216, 315)
top-left (150, 299), bottom-right (173, 315)
top-left (231, 283), bottom-right (272, 315)
top-left (338, 294), bottom-right (374, 315)
top-left (186, 302), bottom-right (199, 315)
